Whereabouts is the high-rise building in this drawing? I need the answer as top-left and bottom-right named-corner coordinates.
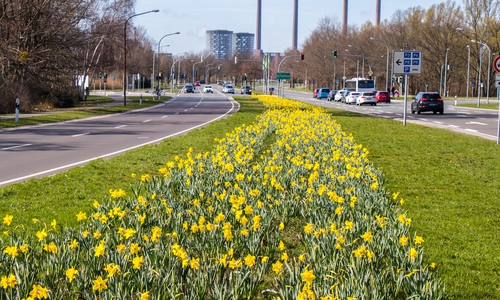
top-left (206, 30), bottom-right (255, 59)
top-left (233, 32), bottom-right (254, 55)
top-left (206, 30), bottom-right (234, 59)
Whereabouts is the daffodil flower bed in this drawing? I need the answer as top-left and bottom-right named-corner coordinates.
top-left (0, 96), bottom-right (445, 299)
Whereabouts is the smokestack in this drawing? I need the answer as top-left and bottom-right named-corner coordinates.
top-left (376, 0), bottom-right (381, 26)
top-left (342, 0), bottom-right (348, 35)
top-left (254, 0), bottom-right (262, 56)
top-left (292, 0), bottom-right (298, 50)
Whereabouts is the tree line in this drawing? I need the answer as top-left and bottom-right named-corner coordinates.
top-left (1, 0), bottom-right (498, 113)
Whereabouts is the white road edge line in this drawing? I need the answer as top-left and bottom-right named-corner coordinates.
top-left (1, 144), bottom-right (32, 151)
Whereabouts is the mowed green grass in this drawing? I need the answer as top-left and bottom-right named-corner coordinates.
top-left (1, 97), bottom-right (499, 299)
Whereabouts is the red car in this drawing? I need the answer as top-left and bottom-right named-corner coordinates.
top-left (194, 81), bottom-right (200, 86)
top-left (375, 91), bottom-right (391, 103)
top-left (313, 88), bottom-right (320, 98)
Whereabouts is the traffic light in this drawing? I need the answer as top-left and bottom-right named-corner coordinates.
top-left (99, 72), bottom-right (102, 78)
top-left (398, 76), bottom-right (403, 83)
top-left (391, 77), bottom-right (395, 83)
top-left (301, 52), bottom-right (304, 60)
top-left (333, 50), bottom-right (337, 59)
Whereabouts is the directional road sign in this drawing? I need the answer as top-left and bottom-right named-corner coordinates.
top-left (276, 72), bottom-right (290, 80)
top-left (392, 50), bottom-right (423, 75)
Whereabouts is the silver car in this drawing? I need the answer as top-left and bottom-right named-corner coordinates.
top-left (223, 85), bottom-right (234, 94)
top-left (356, 92), bottom-right (377, 106)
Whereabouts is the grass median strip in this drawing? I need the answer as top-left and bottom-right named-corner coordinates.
top-left (0, 96), bottom-right (498, 298)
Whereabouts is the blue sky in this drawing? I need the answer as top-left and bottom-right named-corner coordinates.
top-left (133, 0), bottom-right (444, 55)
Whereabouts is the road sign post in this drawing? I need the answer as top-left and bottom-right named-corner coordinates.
top-left (392, 50), bottom-right (423, 126)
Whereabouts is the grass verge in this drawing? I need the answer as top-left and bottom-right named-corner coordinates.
top-left (1, 96), bottom-right (499, 299)
top-left (0, 96), bottom-right (165, 129)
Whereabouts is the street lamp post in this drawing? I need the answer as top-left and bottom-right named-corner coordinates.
top-left (156, 32), bottom-right (180, 96)
top-left (123, 9), bottom-right (159, 106)
top-left (370, 37), bottom-right (389, 91)
top-left (192, 59), bottom-right (202, 83)
top-left (471, 39), bottom-right (491, 106)
top-left (444, 48), bottom-right (449, 97)
top-left (348, 45), bottom-right (364, 78)
top-left (466, 45), bottom-right (470, 100)
top-left (170, 53), bottom-right (187, 93)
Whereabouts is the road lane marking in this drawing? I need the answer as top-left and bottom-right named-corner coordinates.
top-left (72, 132), bottom-right (90, 137)
top-left (143, 120), bottom-right (151, 123)
top-left (161, 115), bottom-right (168, 118)
top-left (114, 125), bottom-right (127, 129)
top-left (1, 144), bottom-right (32, 151)
top-left (465, 121), bottom-right (487, 125)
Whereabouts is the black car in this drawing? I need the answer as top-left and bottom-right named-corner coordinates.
top-left (241, 85), bottom-right (252, 94)
top-left (184, 84), bottom-right (195, 93)
top-left (411, 92), bottom-right (444, 114)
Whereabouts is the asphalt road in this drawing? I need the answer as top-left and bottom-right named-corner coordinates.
top-left (282, 89), bottom-right (500, 142)
top-left (0, 90), bottom-right (237, 187)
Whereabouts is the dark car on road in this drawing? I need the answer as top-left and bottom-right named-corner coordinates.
top-left (184, 84), bottom-right (195, 93)
top-left (411, 92), bottom-right (444, 114)
top-left (241, 85), bottom-right (252, 94)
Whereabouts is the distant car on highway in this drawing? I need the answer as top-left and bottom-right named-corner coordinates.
top-left (344, 91), bottom-right (360, 104)
top-left (241, 85), bottom-right (252, 94)
top-left (317, 88), bottom-right (330, 99)
top-left (203, 85), bottom-right (213, 93)
top-left (356, 91), bottom-right (377, 106)
top-left (313, 88), bottom-right (320, 98)
top-left (327, 90), bottom-right (338, 101)
top-left (184, 84), bottom-right (195, 93)
top-left (222, 85), bottom-right (234, 94)
top-left (334, 90), bottom-right (348, 102)
top-left (194, 81), bottom-right (200, 86)
top-left (375, 91), bottom-right (391, 103)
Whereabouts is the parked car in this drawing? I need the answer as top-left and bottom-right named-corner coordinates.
top-left (313, 88), bottom-right (320, 98)
top-left (356, 91), bottom-right (377, 106)
top-left (203, 85), bottom-right (213, 93)
top-left (375, 91), bottom-right (391, 103)
top-left (317, 88), bottom-right (330, 99)
top-left (184, 84), bottom-right (195, 93)
top-left (344, 91), bottom-right (360, 105)
top-left (241, 85), bottom-right (252, 94)
top-left (411, 92), bottom-right (444, 114)
top-left (327, 90), bottom-right (338, 101)
top-left (222, 85), bottom-right (234, 94)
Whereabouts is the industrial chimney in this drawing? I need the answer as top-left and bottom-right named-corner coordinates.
top-left (342, 0), bottom-right (348, 36)
top-left (376, 0), bottom-right (381, 25)
top-left (254, 0), bottom-right (263, 56)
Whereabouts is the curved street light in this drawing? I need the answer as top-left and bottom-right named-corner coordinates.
top-left (123, 9), bottom-right (159, 106)
top-left (471, 39), bottom-right (491, 107)
top-left (370, 36), bottom-right (389, 91)
top-left (156, 32), bottom-right (180, 95)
